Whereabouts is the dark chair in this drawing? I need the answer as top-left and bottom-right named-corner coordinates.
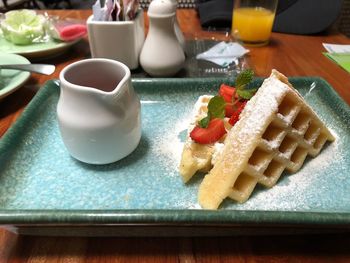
top-left (335, 0), bottom-right (350, 37)
top-left (196, 0), bottom-right (345, 35)
top-left (0, 0), bottom-right (40, 11)
top-left (273, 0), bottom-right (343, 35)
top-left (38, 0), bottom-right (72, 9)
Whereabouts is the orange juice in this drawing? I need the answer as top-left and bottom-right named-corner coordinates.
top-left (232, 7), bottom-right (275, 45)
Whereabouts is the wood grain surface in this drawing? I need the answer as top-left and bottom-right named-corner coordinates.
top-left (0, 9), bottom-right (349, 262)
top-left (1, 232), bottom-right (350, 262)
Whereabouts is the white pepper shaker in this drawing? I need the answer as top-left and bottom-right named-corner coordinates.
top-left (140, 0), bottom-right (185, 77)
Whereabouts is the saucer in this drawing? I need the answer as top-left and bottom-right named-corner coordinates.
top-left (0, 31), bottom-right (82, 59)
top-left (0, 53), bottom-right (31, 99)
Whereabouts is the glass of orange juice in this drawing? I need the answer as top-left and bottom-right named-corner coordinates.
top-left (232, 0), bottom-right (278, 46)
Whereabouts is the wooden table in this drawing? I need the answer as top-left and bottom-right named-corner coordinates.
top-left (0, 9), bottom-right (349, 262)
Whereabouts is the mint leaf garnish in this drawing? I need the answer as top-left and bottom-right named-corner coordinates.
top-left (195, 69), bottom-right (256, 129)
top-left (207, 96), bottom-right (225, 119)
top-left (234, 69), bottom-right (256, 100)
top-left (236, 88), bottom-right (257, 100)
top-left (235, 69), bottom-right (254, 90)
top-left (197, 96), bottom-right (225, 128)
top-left (198, 114), bottom-right (211, 128)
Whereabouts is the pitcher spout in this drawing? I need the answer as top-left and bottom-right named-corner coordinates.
top-left (60, 58), bottom-right (130, 94)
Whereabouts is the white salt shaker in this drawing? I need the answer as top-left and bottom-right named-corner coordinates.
top-left (140, 0), bottom-right (185, 77)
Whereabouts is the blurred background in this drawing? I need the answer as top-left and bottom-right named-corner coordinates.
top-left (0, 0), bottom-right (349, 37)
top-left (0, 0), bottom-right (196, 10)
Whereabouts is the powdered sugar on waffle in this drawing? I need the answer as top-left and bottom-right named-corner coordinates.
top-left (219, 72), bottom-right (289, 169)
top-left (237, 128), bottom-right (341, 211)
top-left (187, 95), bottom-right (213, 138)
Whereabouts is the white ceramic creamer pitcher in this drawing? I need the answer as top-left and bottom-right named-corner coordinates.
top-left (58, 59), bottom-right (141, 165)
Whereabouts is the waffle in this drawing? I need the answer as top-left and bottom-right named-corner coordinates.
top-left (179, 95), bottom-right (230, 182)
top-left (198, 70), bottom-right (335, 209)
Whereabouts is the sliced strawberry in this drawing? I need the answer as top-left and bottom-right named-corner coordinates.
top-left (190, 118), bottom-right (227, 144)
top-left (225, 99), bottom-right (247, 118)
top-left (225, 104), bottom-right (235, 117)
top-left (228, 101), bottom-right (247, 126)
top-left (228, 111), bottom-right (240, 126)
top-left (219, 84), bottom-right (241, 117)
top-left (219, 84), bottom-right (235, 102)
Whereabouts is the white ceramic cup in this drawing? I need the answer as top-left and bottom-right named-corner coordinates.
top-left (57, 58), bottom-right (141, 164)
top-left (87, 12), bottom-right (145, 70)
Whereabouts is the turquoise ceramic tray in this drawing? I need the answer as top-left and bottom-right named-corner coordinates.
top-left (0, 78), bottom-right (349, 236)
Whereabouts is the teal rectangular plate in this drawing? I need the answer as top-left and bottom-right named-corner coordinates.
top-left (0, 78), bottom-right (349, 235)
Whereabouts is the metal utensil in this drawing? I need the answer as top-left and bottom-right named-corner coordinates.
top-left (0, 64), bottom-right (56, 75)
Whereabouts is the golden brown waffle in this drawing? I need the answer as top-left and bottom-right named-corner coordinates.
top-left (179, 95), bottom-right (231, 182)
top-left (198, 70), bottom-right (335, 209)
top-left (179, 95), bottom-right (215, 182)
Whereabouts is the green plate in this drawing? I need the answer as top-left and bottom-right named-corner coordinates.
top-left (0, 77), bottom-right (349, 236)
top-left (0, 53), bottom-right (30, 99)
top-left (0, 32), bottom-right (82, 59)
